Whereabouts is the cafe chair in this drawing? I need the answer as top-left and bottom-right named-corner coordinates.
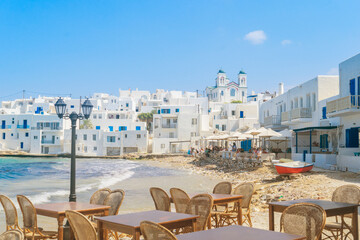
top-left (65, 210), bottom-right (97, 240)
top-left (217, 182), bottom-right (255, 227)
top-left (323, 185), bottom-right (360, 240)
top-left (0, 230), bottom-right (24, 240)
top-left (150, 187), bottom-right (171, 212)
top-left (185, 194), bottom-right (213, 232)
top-left (16, 195), bottom-right (57, 240)
top-left (211, 181), bottom-right (232, 227)
top-left (280, 203), bottom-right (326, 240)
top-left (0, 195), bottom-right (22, 231)
top-left (140, 221), bottom-right (177, 240)
top-left (102, 189), bottom-right (125, 240)
top-left (170, 188), bottom-right (190, 213)
top-left (90, 188), bottom-right (111, 205)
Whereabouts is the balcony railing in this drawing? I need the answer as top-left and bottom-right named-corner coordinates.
top-left (162, 123), bottom-right (177, 129)
top-left (31, 126), bottom-right (61, 130)
top-left (264, 115), bottom-right (281, 126)
top-left (41, 140), bottom-right (55, 144)
top-left (327, 95), bottom-right (360, 114)
top-left (0, 125), bottom-right (11, 129)
top-left (281, 112), bottom-right (290, 122)
top-left (291, 108), bottom-right (312, 119)
top-left (17, 125), bottom-right (30, 129)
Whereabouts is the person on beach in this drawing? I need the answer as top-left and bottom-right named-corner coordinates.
top-left (232, 142), bottom-right (237, 152)
top-left (256, 147), bottom-right (262, 161)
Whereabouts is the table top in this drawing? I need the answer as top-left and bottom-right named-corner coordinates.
top-left (172, 193), bottom-right (242, 202)
top-left (268, 199), bottom-right (359, 210)
top-left (35, 202), bottom-right (110, 214)
top-left (96, 210), bottom-right (198, 228)
top-left (177, 225), bottom-right (305, 240)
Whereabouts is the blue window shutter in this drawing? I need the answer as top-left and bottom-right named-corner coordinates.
top-left (350, 79), bottom-right (356, 95)
top-left (322, 107), bottom-right (327, 119)
top-left (349, 128), bottom-right (359, 148)
top-left (2, 133), bottom-right (5, 139)
top-left (136, 126), bottom-right (141, 131)
top-left (109, 126), bottom-right (113, 132)
top-left (158, 110), bottom-right (160, 114)
top-left (325, 134), bottom-right (329, 148)
top-left (240, 111), bottom-right (244, 118)
top-left (320, 135), bottom-right (323, 148)
top-left (96, 126), bottom-right (100, 130)
top-left (346, 129), bottom-right (350, 147)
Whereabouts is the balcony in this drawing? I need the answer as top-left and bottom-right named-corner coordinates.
top-left (326, 95), bottom-right (360, 117)
top-left (281, 108), bottom-right (312, 125)
top-left (0, 125), bottom-right (11, 130)
top-left (41, 140), bottom-right (56, 144)
top-left (162, 123), bottom-right (177, 129)
top-left (17, 125), bottom-right (30, 129)
top-left (31, 126), bottom-right (61, 130)
top-left (264, 115), bottom-right (281, 127)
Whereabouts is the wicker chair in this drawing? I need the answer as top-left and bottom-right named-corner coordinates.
top-left (217, 182), bottom-right (255, 227)
top-left (169, 188), bottom-right (190, 214)
top-left (185, 194), bottom-right (213, 232)
top-left (0, 195), bottom-right (22, 231)
top-left (140, 221), bottom-right (177, 240)
top-left (65, 210), bottom-right (97, 240)
top-left (102, 189), bottom-right (125, 240)
top-left (213, 182), bottom-right (232, 194)
top-left (211, 182), bottom-right (232, 227)
top-left (280, 203), bottom-right (326, 240)
top-left (90, 188), bottom-right (111, 205)
top-left (0, 230), bottom-right (24, 240)
top-left (323, 185), bottom-right (360, 240)
top-left (150, 187), bottom-right (171, 212)
top-left (17, 195), bottom-right (57, 240)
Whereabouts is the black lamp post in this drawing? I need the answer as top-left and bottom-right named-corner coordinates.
top-left (55, 97), bottom-right (93, 202)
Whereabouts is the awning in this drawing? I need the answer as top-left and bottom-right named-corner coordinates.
top-left (293, 126), bottom-right (337, 132)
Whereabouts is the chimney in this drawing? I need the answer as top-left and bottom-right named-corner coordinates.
top-left (278, 83), bottom-right (284, 95)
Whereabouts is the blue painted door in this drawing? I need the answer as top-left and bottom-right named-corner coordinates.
top-left (23, 120), bottom-right (27, 129)
top-left (346, 128), bottom-right (359, 148)
top-left (1, 120), bottom-right (5, 129)
top-left (322, 107), bottom-right (327, 119)
top-left (20, 142), bottom-right (23, 149)
top-left (240, 111), bottom-right (244, 118)
top-left (350, 79), bottom-right (356, 105)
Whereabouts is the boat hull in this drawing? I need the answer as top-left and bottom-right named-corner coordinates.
top-left (275, 163), bottom-right (314, 174)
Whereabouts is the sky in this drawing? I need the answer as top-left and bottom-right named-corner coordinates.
top-left (0, 0), bottom-right (359, 100)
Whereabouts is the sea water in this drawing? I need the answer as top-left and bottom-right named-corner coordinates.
top-left (0, 157), bottom-right (218, 231)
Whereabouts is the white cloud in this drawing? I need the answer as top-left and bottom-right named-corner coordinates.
top-left (244, 30), bottom-right (267, 45)
top-left (327, 67), bottom-right (339, 75)
top-left (281, 40), bottom-right (292, 45)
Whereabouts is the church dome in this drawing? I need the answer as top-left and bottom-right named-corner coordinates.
top-left (239, 70), bottom-right (246, 74)
top-left (218, 69), bottom-right (225, 74)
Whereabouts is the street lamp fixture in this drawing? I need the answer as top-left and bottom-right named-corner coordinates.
top-left (54, 97), bottom-right (93, 202)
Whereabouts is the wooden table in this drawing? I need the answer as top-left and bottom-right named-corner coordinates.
top-left (268, 199), bottom-right (359, 240)
top-left (171, 193), bottom-right (243, 227)
top-left (96, 210), bottom-right (198, 240)
top-left (35, 202), bottom-right (110, 240)
top-left (177, 225), bottom-right (305, 240)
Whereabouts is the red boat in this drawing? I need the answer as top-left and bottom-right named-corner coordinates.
top-left (275, 161), bottom-right (314, 174)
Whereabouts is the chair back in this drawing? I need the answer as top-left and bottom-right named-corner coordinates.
top-left (185, 194), bottom-right (213, 231)
top-left (140, 221), bottom-right (177, 240)
top-left (0, 195), bottom-right (19, 230)
top-left (169, 188), bottom-right (190, 213)
top-left (90, 188), bottom-right (111, 205)
top-left (233, 182), bottom-right (255, 209)
top-left (0, 230), bottom-right (24, 240)
top-left (65, 210), bottom-right (97, 240)
top-left (149, 187), bottom-right (171, 211)
top-left (16, 195), bottom-right (38, 230)
top-left (332, 185), bottom-right (360, 204)
top-left (213, 182), bottom-right (232, 194)
top-left (104, 189), bottom-right (125, 215)
top-left (280, 203), bottom-right (326, 240)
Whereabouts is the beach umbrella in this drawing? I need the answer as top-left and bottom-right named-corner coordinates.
top-left (245, 127), bottom-right (267, 148)
top-left (258, 128), bottom-right (282, 138)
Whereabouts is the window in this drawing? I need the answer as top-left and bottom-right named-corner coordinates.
top-left (169, 132), bottom-right (174, 138)
top-left (161, 144), bottom-right (165, 149)
top-left (2, 133), bottom-right (5, 139)
top-left (231, 111), bottom-right (235, 116)
top-left (320, 134), bottom-right (329, 149)
top-left (136, 126), bottom-right (141, 131)
top-left (119, 126), bottom-right (127, 131)
top-left (322, 107), bottom-right (327, 119)
top-left (161, 109), bottom-right (170, 114)
top-left (107, 136), bottom-right (116, 142)
top-left (34, 136), bottom-right (38, 140)
top-left (83, 134), bottom-right (87, 141)
top-left (215, 124), bottom-right (219, 130)
top-left (109, 126), bottom-right (113, 132)
top-left (93, 134), bottom-right (96, 141)
top-left (192, 118), bottom-right (197, 125)
top-left (137, 134), bottom-right (141, 139)
top-left (84, 146), bottom-right (87, 153)
top-left (70, 105), bottom-right (74, 108)
top-left (126, 103), bottom-right (129, 107)
top-left (312, 93), bottom-right (316, 111)
top-left (242, 91), bottom-right (245, 97)
top-left (191, 132), bottom-right (196, 137)
top-left (99, 114), bottom-right (102, 119)
top-left (240, 111), bottom-right (244, 118)
top-left (175, 108), bottom-right (179, 113)
top-left (221, 91), bottom-right (224, 96)
top-left (93, 115), bottom-right (97, 119)
top-left (25, 133), bottom-right (29, 137)
top-left (300, 97), bottom-right (303, 108)
top-left (93, 147), bottom-right (97, 151)
top-left (222, 125), bottom-right (226, 131)
top-left (125, 134), bottom-right (127, 138)
top-left (230, 89), bottom-right (236, 96)
top-left (12, 118), bottom-right (14, 124)
top-left (96, 126), bottom-right (100, 130)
